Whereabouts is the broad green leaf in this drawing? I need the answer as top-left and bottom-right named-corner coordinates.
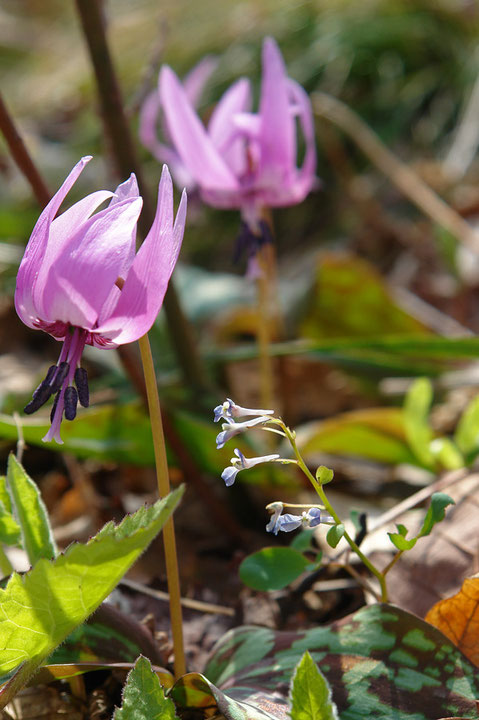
top-left (316, 466), bottom-right (334, 485)
top-left (455, 395), bottom-right (479, 457)
top-left (429, 437), bottom-right (464, 470)
top-left (403, 378), bottom-right (435, 467)
top-left (6, 454), bottom-right (56, 564)
top-left (296, 408), bottom-right (418, 466)
top-left (239, 547), bottom-right (309, 591)
top-left (114, 656), bottom-right (177, 720)
top-left (0, 486), bottom-right (183, 708)
top-left (326, 524), bottom-right (344, 549)
top-left (301, 254), bottom-right (429, 340)
top-left (418, 492), bottom-right (455, 538)
top-left (290, 651), bottom-right (338, 720)
top-left (290, 531), bottom-right (316, 552)
top-left (0, 477), bottom-right (20, 547)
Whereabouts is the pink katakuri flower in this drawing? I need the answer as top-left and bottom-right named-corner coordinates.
top-left (156, 37), bottom-right (316, 231)
top-left (139, 55), bottom-right (218, 190)
top-left (15, 156), bottom-right (186, 444)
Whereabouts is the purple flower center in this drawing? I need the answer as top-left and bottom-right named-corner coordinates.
top-left (24, 326), bottom-right (90, 443)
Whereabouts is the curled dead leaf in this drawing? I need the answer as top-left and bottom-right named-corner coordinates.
top-left (425, 575), bottom-right (479, 667)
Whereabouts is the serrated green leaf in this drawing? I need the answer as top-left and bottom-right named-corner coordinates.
top-left (0, 486), bottom-right (183, 708)
top-left (315, 466), bottom-right (334, 485)
top-left (114, 656), bottom-right (177, 720)
top-left (239, 547), bottom-right (309, 591)
top-left (418, 492), bottom-right (454, 538)
top-left (290, 651), bottom-right (338, 720)
top-left (326, 524), bottom-right (344, 549)
top-left (403, 378), bottom-right (435, 467)
top-left (0, 475), bottom-right (20, 547)
top-left (6, 454), bottom-right (56, 564)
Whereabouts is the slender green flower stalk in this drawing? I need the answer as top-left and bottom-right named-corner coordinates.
top-left (139, 333), bottom-right (185, 679)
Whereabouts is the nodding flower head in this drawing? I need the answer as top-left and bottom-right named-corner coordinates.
top-left (214, 397), bottom-right (274, 424)
top-left (155, 37), bottom-right (316, 230)
top-left (15, 157), bottom-right (187, 443)
top-left (221, 448), bottom-right (280, 486)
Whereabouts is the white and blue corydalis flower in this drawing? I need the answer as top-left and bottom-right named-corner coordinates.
top-left (214, 398), bottom-right (274, 424)
top-left (216, 415), bottom-right (273, 450)
top-left (266, 507), bottom-right (323, 535)
top-left (221, 448), bottom-right (280, 486)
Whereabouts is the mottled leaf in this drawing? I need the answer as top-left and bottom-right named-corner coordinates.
top-left (239, 547), bottom-right (309, 591)
top-left (201, 604), bottom-right (479, 720)
top-left (6, 454), bottom-right (56, 564)
top-left (425, 576), bottom-right (479, 667)
top-left (113, 656), bottom-right (177, 720)
top-left (290, 651), bottom-right (338, 720)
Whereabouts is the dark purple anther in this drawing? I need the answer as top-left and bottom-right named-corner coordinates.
top-left (51, 361), bottom-right (70, 392)
top-left (74, 367), bottom-right (89, 407)
top-left (50, 391), bottom-right (60, 423)
top-left (64, 386), bottom-right (78, 421)
top-left (24, 380), bottom-right (53, 414)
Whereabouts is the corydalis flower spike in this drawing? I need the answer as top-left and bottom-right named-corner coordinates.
top-left (16, 158), bottom-right (186, 444)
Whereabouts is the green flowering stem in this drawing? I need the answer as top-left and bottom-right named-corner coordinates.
top-left (0, 546), bottom-right (13, 578)
top-left (278, 420), bottom-right (389, 602)
top-left (138, 333), bottom-right (185, 679)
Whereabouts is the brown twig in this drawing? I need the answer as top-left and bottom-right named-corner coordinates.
top-left (313, 92), bottom-right (479, 253)
top-left (74, 0), bottom-right (208, 396)
top-left (0, 93), bottom-right (51, 207)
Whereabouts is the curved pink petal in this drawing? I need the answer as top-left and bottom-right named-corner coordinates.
top-left (110, 173), bottom-right (139, 204)
top-left (183, 55), bottom-right (218, 106)
top-left (15, 156), bottom-right (92, 328)
top-left (208, 78), bottom-right (251, 178)
top-left (159, 65), bottom-right (238, 192)
top-left (42, 196), bottom-right (143, 329)
top-left (258, 38), bottom-right (295, 185)
top-left (287, 79), bottom-right (317, 193)
top-left (95, 166), bottom-right (186, 345)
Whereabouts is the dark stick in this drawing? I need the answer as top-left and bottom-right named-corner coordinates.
top-left (0, 93), bottom-right (51, 208)
top-left (74, 0), bottom-right (209, 396)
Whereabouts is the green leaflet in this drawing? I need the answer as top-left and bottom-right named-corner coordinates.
top-left (6, 454), bottom-right (56, 564)
top-left (114, 656), bottom-right (177, 720)
top-left (0, 486), bottom-right (183, 708)
top-left (403, 378), bottom-right (435, 468)
top-left (290, 652), bottom-right (338, 720)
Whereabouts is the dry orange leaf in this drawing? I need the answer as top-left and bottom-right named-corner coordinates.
top-left (426, 575), bottom-right (479, 667)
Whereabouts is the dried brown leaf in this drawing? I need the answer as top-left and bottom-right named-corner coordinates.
top-left (425, 576), bottom-right (479, 667)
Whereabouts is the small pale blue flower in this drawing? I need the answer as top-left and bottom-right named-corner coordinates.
top-left (265, 501), bottom-right (284, 534)
top-left (267, 507), bottom-right (323, 534)
top-left (221, 466), bottom-right (239, 486)
top-left (213, 398), bottom-right (274, 424)
top-left (220, 448), bottom-right (281, 485)
top-left (215, 415), bottom-right (273, 449)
